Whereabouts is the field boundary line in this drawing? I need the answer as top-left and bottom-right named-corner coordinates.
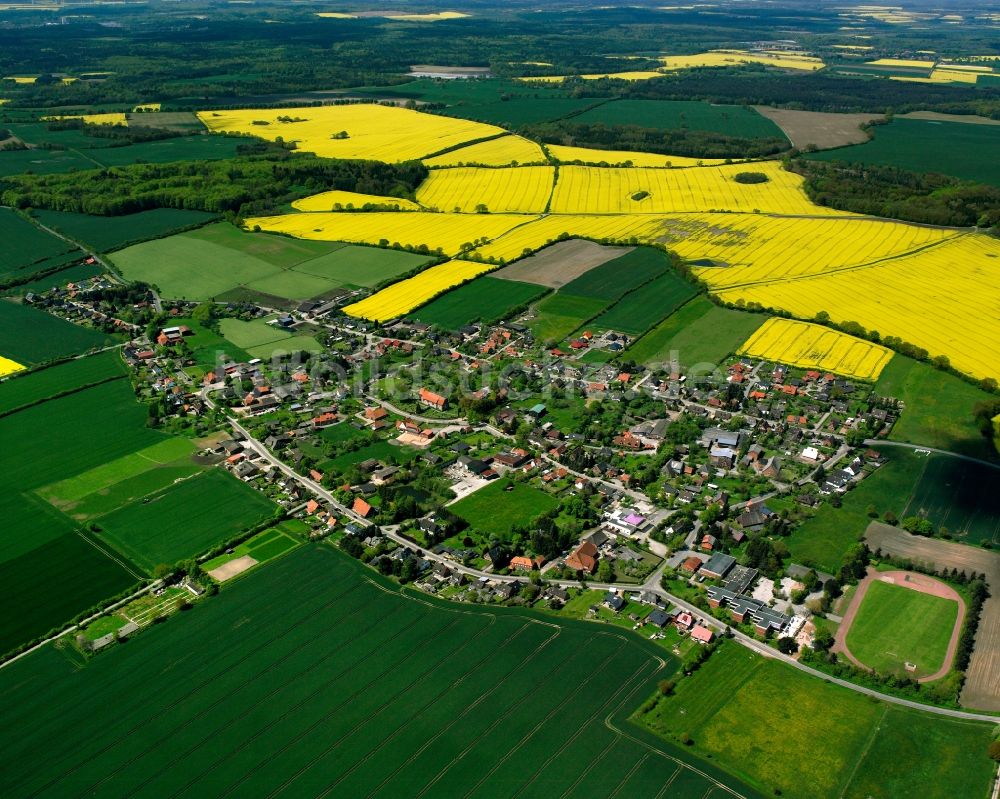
top-left (654, 764), bottom-right (684, 799)
top-left (602, 667), bottom-right (749, 799)
top-left (837, 704), bottom-right (888, 799)
top-left (162, 597), bottom-right (435, 799)
top-left (256, 615), bottom-right (488, 799)
top-left (359, 623), bottom-right (563, 797)
top-left (125, 593), bottom-right (420, 799)
top-left (20, 579), bottom-right (368, 799)
top-left (75, 529), bottom-right (145, 581)
top-left (313, 621), bottom-right (539, 798)
top-left (608, 753), bottom-right (651, 799)
top-left (506, 656), bottom-right (657, 799)
top-left (414, 633), bottom-right (615, 799)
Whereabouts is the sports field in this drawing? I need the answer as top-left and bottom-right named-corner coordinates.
top-left (0, 299), bottom-right (113, 365)
top-left (626, 296), bottom-right (766, 368)
top-left (807, 118), bottom-right (1000, 186)
top-left (0, 545), bottom-right (749, 799)
top-left (637, 641), bottom-right (994, 799)
top-left (408, 276), bottom-right (546, 329)
top-left (202, 520), bottom-right (306, 581)
top-left (0, 349), bottom-right (123, 414)
top-left (451, 481), bottom-right (559, 538)
top-left (94, 469), bottom-right (277, 572)
top-left (32, 208), bottom-right (217, 253)
top-left (843, 577), bottom-right (960, 677)
top-left (112, 222), bottom-right (432, 301)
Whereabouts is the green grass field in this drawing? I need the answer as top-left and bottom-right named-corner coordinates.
top-left (0, 378), bottom-right (162, 653)
top-left (0, 148), bottom-right (98, 177)
top-left (590, 270), bottom-right (697, 335)
top-left (807, 118), bottom-right (1000, 186)
top-left (898, 456), bottom-right (1000, 545)
top-left (32, 208), bottom-right (217, 253)
top-left (112, 223), bottom-right (430, 300)
top-left (785, 450), bottom-right (926, 572)
top-left (0, 349), bottom-right (124, 414)
top-left (409, 276), bottom-right (547, 329)
top-left (0, 299), bottom-right (113, 365)
top-left (637, 641), bottom-right (994, 799)
top-left (0, 207), bottom-right (78, 282)
top-left (875, 355), bottom-right (998, 459)
top-left (95, 469), bottom-right (277, 572)
top-left (559, 246), bottom-right (670, 301)
top-left (216, 318), bottom-right (322, 359)
top-left (325, 439), bottom-right (420, 473)
top-left (845, 579), bottom-right (959, 677)
top-left (575, 99), bottom-right (787, 139)
top-left (626, 296), bottom-right (766, 368)
top-left (528, 294), bottom-right (606, 343)
top-left (451, 481), bottom-right (559, 538)
top-left (0, 545), bottom-right (750, 799)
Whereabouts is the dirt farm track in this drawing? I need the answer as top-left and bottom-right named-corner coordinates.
top-left (866, 522), bottom-right (1000, 711)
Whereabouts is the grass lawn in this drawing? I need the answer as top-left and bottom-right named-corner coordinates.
top-left (319, 422), bottom-right (368, 444)
top-left (0, 349), bottom-right (124, 414)
top-left (0, 299), bottom-right (113, 365)
top-left (290, 245), bottom-right (432, 287)
top-left (807, 118), bottom-right (1000, 186)
top-left (636, 640), bottom-right (994, 799)
top-left (325, 439), bottom-right (419, 472)
top-left (626, 296), bottom-right (766, 368)
top-left (845, 579), bottom-right (959, 677)
top-left (217, 319), bottom-right (322, 359)
top-left (94, 469), bottom-right (277, 572)
top-left (875, 355), bottom-right (998, 459)
top-left (409, 276), bottom-right (547, 329)
top-left (450, 481), bottom-right (559, 538)
top-left (111, 235), bottom-right (279, 300)
top-left (528, 293), bottom-right (606, 343)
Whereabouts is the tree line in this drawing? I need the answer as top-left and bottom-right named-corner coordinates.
top-left (0, 151), bottom-right (428, 219)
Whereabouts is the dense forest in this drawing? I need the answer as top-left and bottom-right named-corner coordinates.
top-left (790, 160), bottom-right (1000, 231)
top-left (0, 151), bottom-right (428, 218)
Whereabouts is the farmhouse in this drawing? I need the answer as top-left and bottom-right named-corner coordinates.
top-left (566, 541), bottom-right (599, 573)
top-left (418, 388), bottom-right (448, 411)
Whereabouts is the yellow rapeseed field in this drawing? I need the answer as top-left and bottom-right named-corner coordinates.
top-left (739, 318), bottom-right (893, 380)
top-left (717, 235), bottom-right (1000, 382)
top-left (0, 355), bottom-right (26, 378)
top-left (4, 76), bottom-right (37, 84)
top-left (197, 104), bottom-right (504, 162)
top-left (546, 144), bottom-right (727, 167)
top-left (659, 50), bottom-right (824, 72)
top-left (549, 162), bottom-right (838, 215)
top-left (520, 71), bottom-right (666, 83)
top-left (416, 166), bottom-right (555, 213)
top-left (291, 190), bottom-right (421, 212)
top-left (47, 112), bottom-right (127, 126)
top-left (469, 214), bottom-right (669, 263)
top-left (865, 58), bottom-right (936, 68)
top-left (132, 103), bottom-right (162, 112)
top-left (247, 211), bottom-right (536, 257)
top-left (423, 135), bottom-right (547, 167)
top-left (677, 214), bottom-right (958, 287)
top-left (343, 260), bottom-right (493, 321)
